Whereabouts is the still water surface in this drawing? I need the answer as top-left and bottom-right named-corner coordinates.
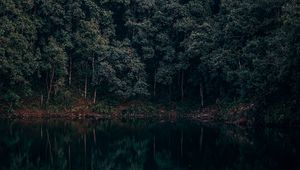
top-left (0, 120), bottom-right (299, 170)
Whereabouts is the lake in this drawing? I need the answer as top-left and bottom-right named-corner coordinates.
top-left (0, 119), bottom-right (299, 170)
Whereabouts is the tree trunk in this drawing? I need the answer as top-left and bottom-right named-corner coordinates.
top-left (153, 70), bottom-right (157, 97)
top-left (92, 57), bottom-right (95, 81)
top-left (69, 57), bottom-right (72, 86)
top-left (181, 70), bottom-right (184, 101)
top-left (40, 94), bottom-right (44, 106)
top-left (45, 72), bottom-right (49, 99)
top-left (84, 75), bottom-right (88, 99)
top-left (92, 57), bottom-right (96, 103)
top-left (84, 62), bottom-right (88, 99)
top-left (47, 67), bottom-right (55, 104)
top-left (93, 89), bottom-right (97, 104)
top-left (169, 85), bottom-right (172, 103)
top-left (200, 83), bottom-right (204, 107)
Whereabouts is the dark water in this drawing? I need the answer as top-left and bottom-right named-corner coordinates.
top-left (0, 120), bottom-right (299, 170)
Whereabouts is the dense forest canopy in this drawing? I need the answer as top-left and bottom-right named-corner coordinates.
top-left (0, 0), bottom-right (299, 119)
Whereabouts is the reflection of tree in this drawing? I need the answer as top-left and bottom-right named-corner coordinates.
top-left (155, 151), bottom-right (185, 170)
top-left (0, 122), bottom-right (71, 170)
top-left (93, 138), bottom-right (148, 170)
top-left (0, 121), bottom-right (300, 170)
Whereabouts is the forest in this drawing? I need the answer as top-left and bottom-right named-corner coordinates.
top-left (0, 0), bottom-right (299, 125)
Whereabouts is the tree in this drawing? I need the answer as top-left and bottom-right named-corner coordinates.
top-left (40, 37), bottom-right (67, 104)
top-left (0, 0), bottom-right (39, 107)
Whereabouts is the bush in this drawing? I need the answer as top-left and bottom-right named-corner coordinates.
top-left (91, 101), bottom-right (116, 114)
top-left (1, 91), bottom-right (21, 113)
top-left (123, 102), bottom-right (158, 115)
top-left (50, 90), bottom-right (76, 109)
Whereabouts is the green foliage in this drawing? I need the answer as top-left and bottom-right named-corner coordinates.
top-left (122, 102), bottom-right (158, 115)
top-left (0, 0), bottom-right (299, 124)
top-left (174, 101), bottom-right (202, 114)
top-left (91, 101), bottom-right (116, 114)
top-left (1, 90), bottom-right (21, 113)
top-left (50, 89), bottom-right (75, 109)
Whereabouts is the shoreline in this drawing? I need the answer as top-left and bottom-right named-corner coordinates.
top-left (1, 113), bottom-right (299, 128)
top-left (1, 99), bottom-right (298, 127)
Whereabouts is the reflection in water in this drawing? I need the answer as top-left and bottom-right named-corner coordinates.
top-left (0, 120), bottom-right (300, 170)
